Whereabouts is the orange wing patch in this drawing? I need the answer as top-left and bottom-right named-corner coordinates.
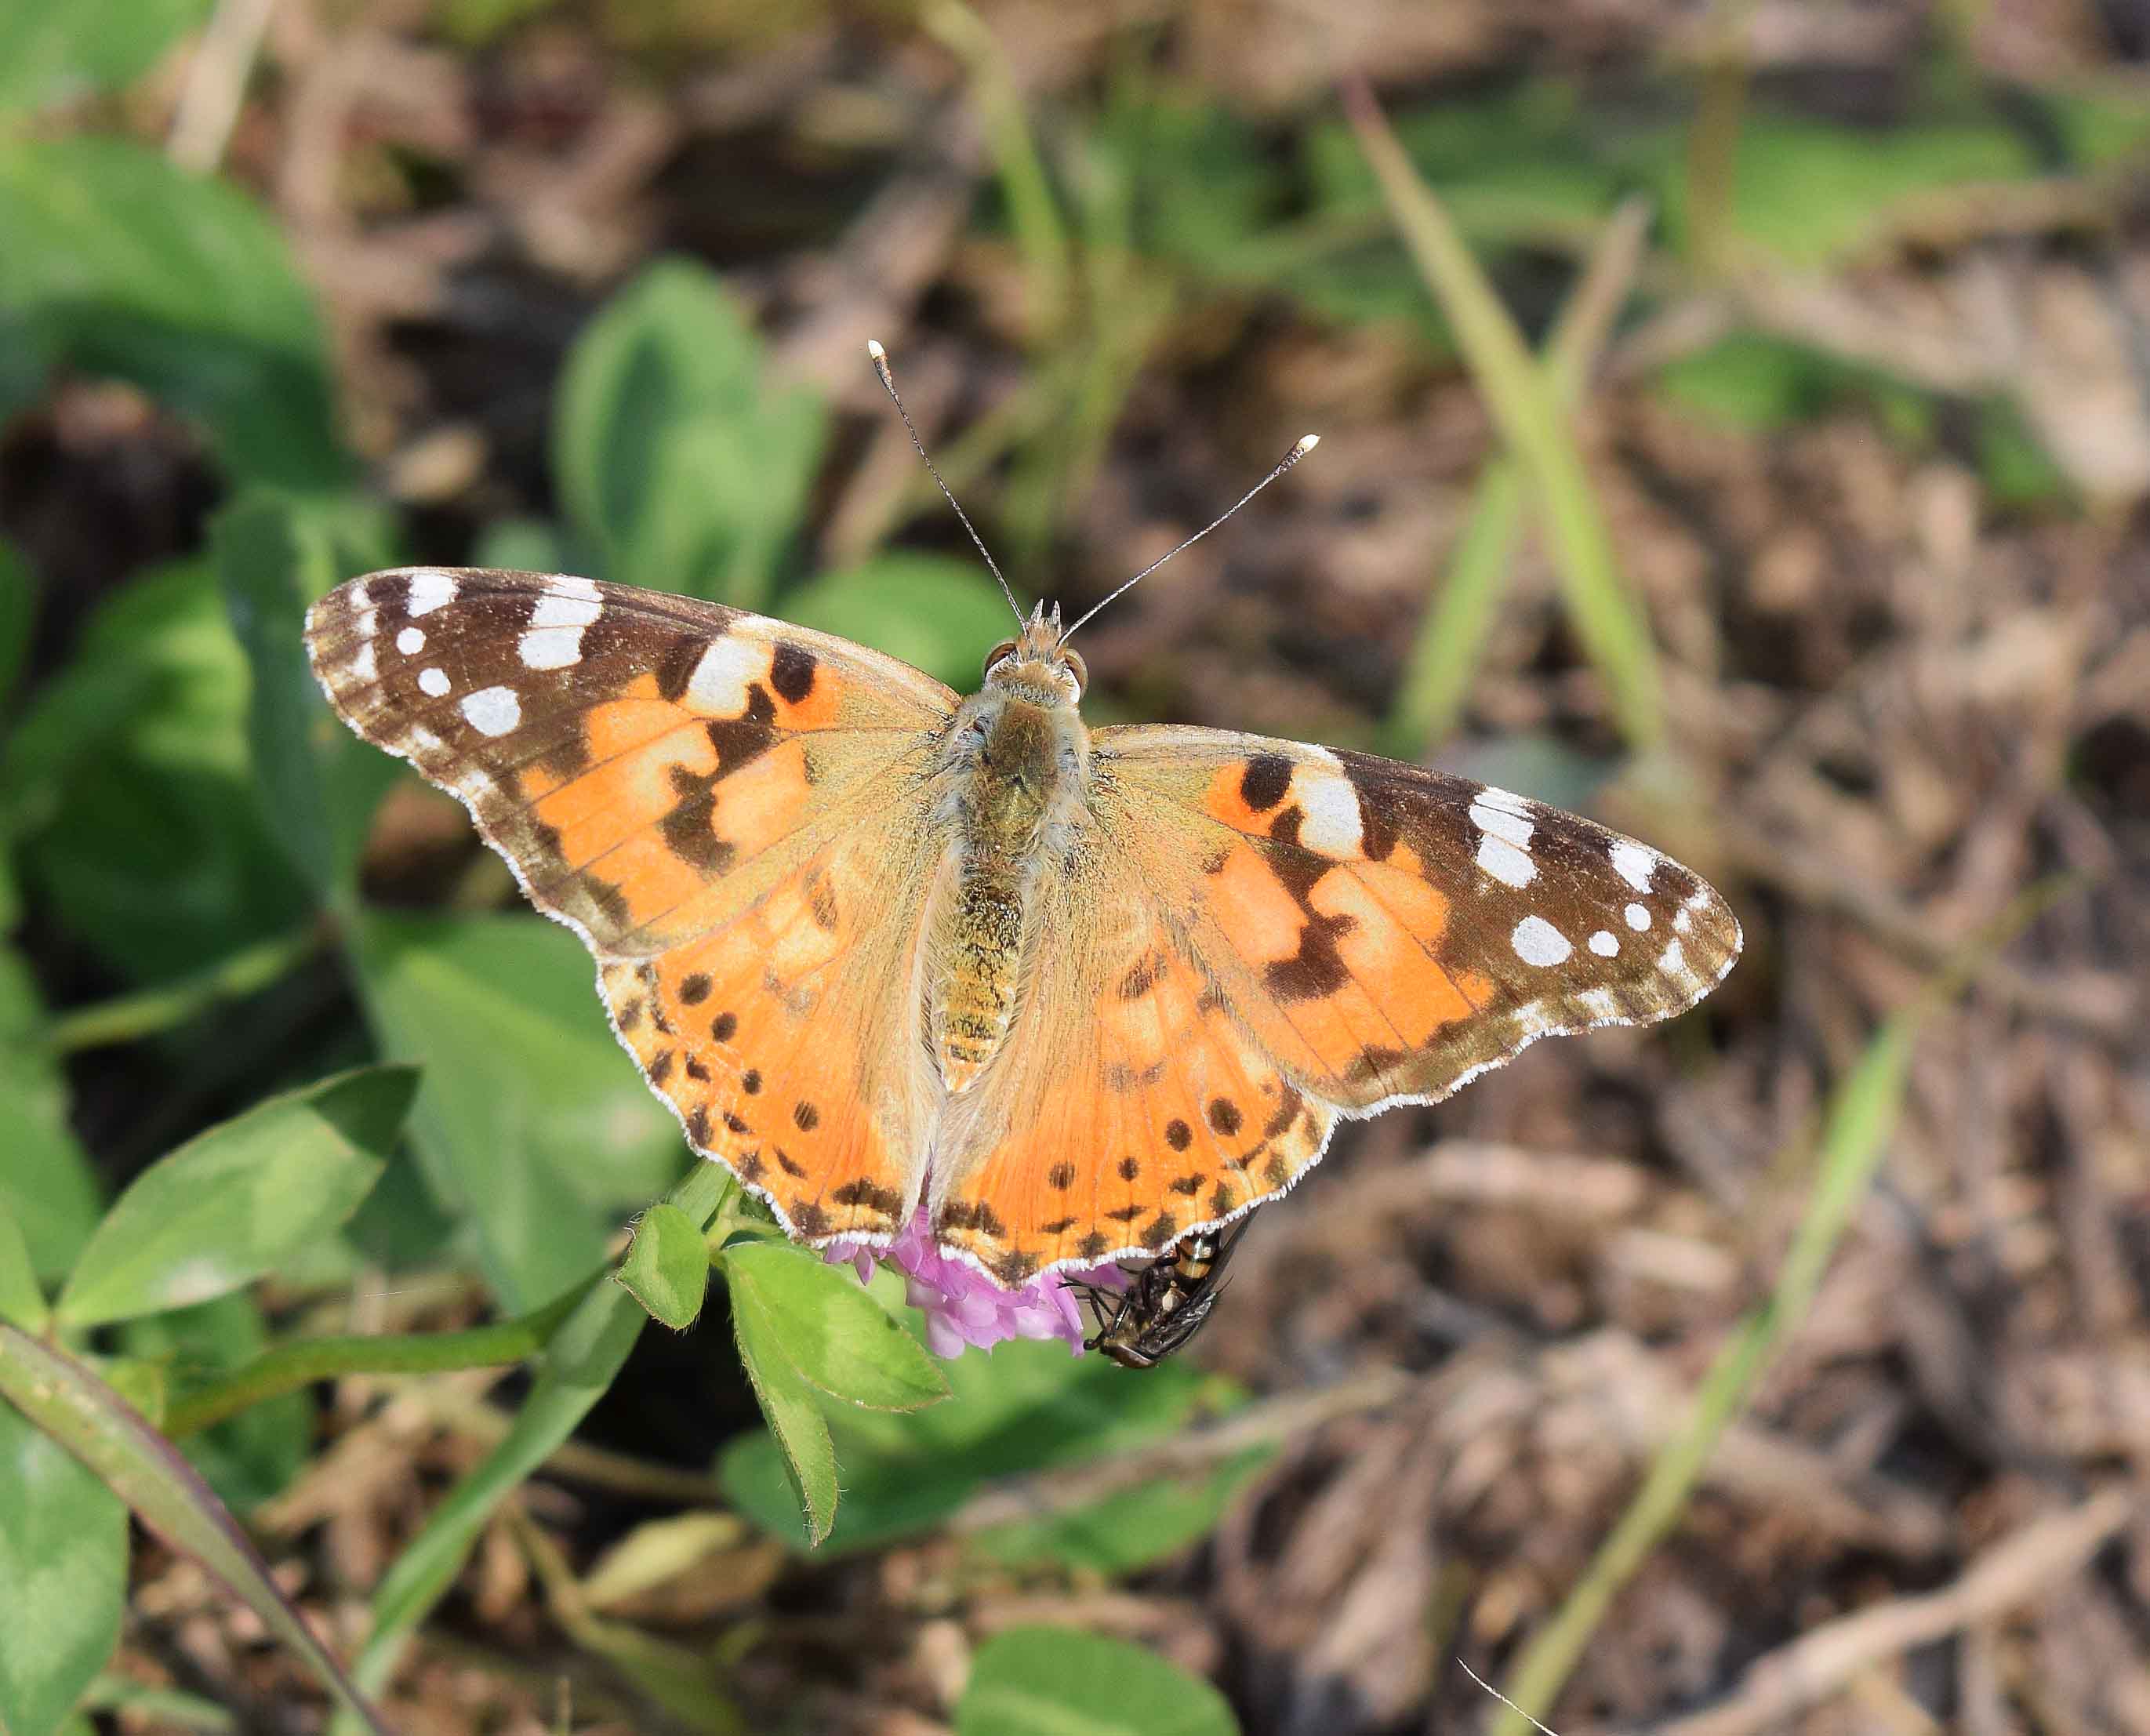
top-left (934, 915), bottom-right (1335, 1286)
top-left (1185, 749), bottom-right (1494, 1099)
top-left (600, 841), bottom-right (924, 1244)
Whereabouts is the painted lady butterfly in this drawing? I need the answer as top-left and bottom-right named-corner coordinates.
top-left (306, 355), bottom-right (1739, 1292)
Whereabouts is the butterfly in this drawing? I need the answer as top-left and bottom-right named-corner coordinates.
top-left (1066, 1217), bottom-right (1254, 1369)
top-left (306, 348), bottom-right (1739, 1293)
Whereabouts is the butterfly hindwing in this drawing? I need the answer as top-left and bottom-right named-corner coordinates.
top-left (932, 856), bottom-right (1336, 1283)
top-left (307, 566), bottom-right (958, 1244)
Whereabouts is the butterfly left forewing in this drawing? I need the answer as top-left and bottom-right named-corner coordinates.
top-left (307, 566), bottom-right (961, 1245)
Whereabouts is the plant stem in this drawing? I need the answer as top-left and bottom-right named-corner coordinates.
top-left (39, 925), bottom-right (323, 1055)
top-left (163, 1277), bottom-right (597, 1440)
top-left (165, 1164), bottom-right (739, 1440)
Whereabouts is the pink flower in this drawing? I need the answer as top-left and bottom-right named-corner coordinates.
top-left (826, 1204), bottom-right (1126, 1358)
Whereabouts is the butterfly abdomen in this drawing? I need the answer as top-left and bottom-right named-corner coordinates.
top-left (928, 689), bottom-right (1091, 1095)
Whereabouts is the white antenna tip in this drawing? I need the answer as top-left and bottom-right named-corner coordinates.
top-left (866, 339), bottom-right (886, 361)
top-left (1295, 434), bottom-right (1320, 456)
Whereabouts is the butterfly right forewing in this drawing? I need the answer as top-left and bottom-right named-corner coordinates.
top-left (1099, 727), bottom-right (1741, 1112)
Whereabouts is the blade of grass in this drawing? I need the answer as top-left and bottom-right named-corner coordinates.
top-left (333, 1162), bottom-right (735, 1727)
top-left (1342, 79), bottom-right (1665, 750)
top-left (1385, 197), bottom-right (1652, 757)
top-left (0, 1324), bottom-right (391, 1735)
top-left (1683, 0), bottom-right (1760, 274)
top-left (1489, 884), bottom-right (2068, 1735)
top-left (921, 0), bottom-right (1071, 340)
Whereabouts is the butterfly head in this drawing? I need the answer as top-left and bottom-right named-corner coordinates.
top-left (982, 599), bottom-right (1087, 708)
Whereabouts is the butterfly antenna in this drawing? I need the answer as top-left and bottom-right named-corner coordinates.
top-left (868, 340), bottom-right (1024, 626)
top-left (1062, 433), bottom-right (1320, 642)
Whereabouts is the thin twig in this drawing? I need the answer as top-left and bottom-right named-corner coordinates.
top-left (1640, 1487), bottom-right (2140, 1736)
top-left (168, 0), bottom-right (279, 174)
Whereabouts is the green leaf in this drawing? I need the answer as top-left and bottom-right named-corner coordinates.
top-left (0, 0), bottom-right (211, 117)
top-left (470, 514), bottom-right (570, 576)
top-left (0, 535), bottom-right (33, 707)
top-left (4, 557), bottom-right (314, 982)
top-left (0, 137), bottom-right (345, 488)
top-left (123, 1294), bottom-right (309, 1513)
top-left (728, 1280), bottom-right (839, 1547)
top-left (1715, 113), bottom-right (2030, 268)
top-left (55, 1065), bottom-right (415, 1328)
top-left (2045, 85), bottom-right (2150, 169)
top-left (0, 1325), bottom-right (391, 1734)
top-left (721, 1240), bottom-right (948, 1411)
top-left (0, 948), bottom-right (104, 1284)
top-left (970, 1447), bottom-right (1273, 1576)
top-left (616, 1202), bottom-right (710, 1330)
top-left (957, 1628), bottom-right (1238, 1736)
top-left (554, 258), bottom-right (824, 607)
top-left (350, 910), bottom-right (682, 1311)
top-left (1976, 397), bottom-right (2072, 510)
top-left (722, 1327), bottom-right (1223, 1555)
top-left (785, 554), bottom-right (1014, 688)
top-left (0, 1390), bottom-right (127, 1736)
top-left (214, 491), bottom-right (403, 892)
top-left (0, 1211), bottom-right (46, 1333)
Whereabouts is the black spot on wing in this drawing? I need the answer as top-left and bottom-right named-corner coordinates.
top-left (769, 641), bottom-right (817, 705)
top-left (1240, 753), bottom-right (1293, 813)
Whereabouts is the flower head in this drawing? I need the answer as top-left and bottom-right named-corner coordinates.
top-left (826, 1204), bottom-right (1126, 1357)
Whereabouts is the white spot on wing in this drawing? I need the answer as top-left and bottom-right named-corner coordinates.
top-left (461, 685), bottom-right (521, 736)
top-left (1658, 939), bottom-right (1690, 980)
top-left (1625, 902), bottom-right (1651, 932)
top-left (1578, 986), bottom-right (1620, 1021)
top-left (1611, 841), bottom-right (1658, 892)
top-left (406, 570), bottom-right (459, 616)
top-left (1511, 915), bottom-right (1572, 967)
top-left (531, 590), bottom-right (602, 630)
top-left (349, 641), bottom-right (376, 684)
top-left (1509, 1000), bottom-right (1556, 1038)
top-left (1293, 768), bottom-right (1364, 855)
top-left (396, 626), bottom-right (425, 655)
top-left (349, 580), bottom-right (373, 612)
top-left (519, 626), bottom-right (587, 670)
top-left (406, 725), bottom-right (445, 754)
top-left (1589, 930), bottom-right (1618, 957)
top-left (1469, 791), bottom-right (1534, 847)
top-left (1476, 834), bottom-right (1537, 888)
top-left (418, 666), bottom-right (451, 698)
top-left (685, 637), bottom-right (759, 714)
top-left (543, 574), bottom-right (602, 603)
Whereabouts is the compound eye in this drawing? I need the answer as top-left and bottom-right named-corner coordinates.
top-left (1060, 648), bottom-right (1088, 697)
top-left (982, 639), bottom-right (1019, 677)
